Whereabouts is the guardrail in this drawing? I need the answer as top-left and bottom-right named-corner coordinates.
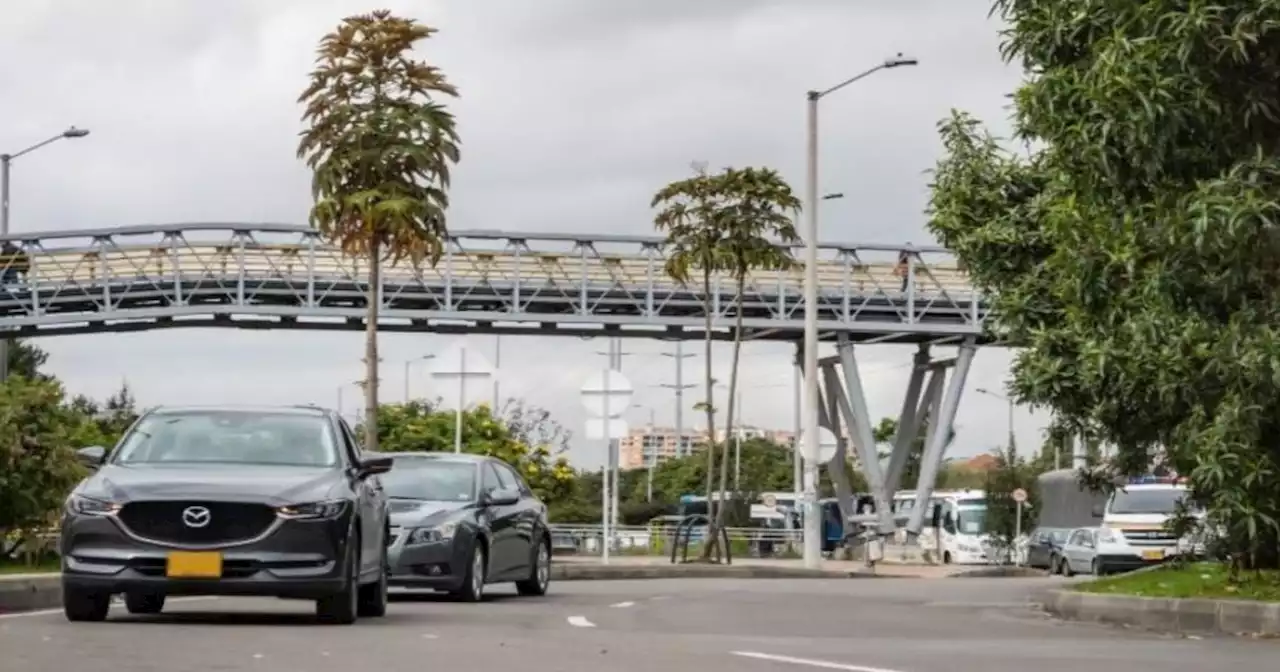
top-left (548, 523), bottom-right (802, 559)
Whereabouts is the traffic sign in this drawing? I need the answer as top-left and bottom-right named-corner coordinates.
top-left (1012, 488), bottom-right (1027, 504)
top-left (584, 418), bottom-right (629, 440)
top-left (579, 369), bottom-right (634, 418)
top-left (800, 427), bottom-right (838, 464)
top-left (762, 494), bottom-right (777, 508)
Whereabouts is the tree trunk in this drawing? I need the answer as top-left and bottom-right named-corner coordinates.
top-left (363, 242), bottom-right (381, 451)
top-left (714, 276), bottom-right (746, 536)
top-left (698, 267), bottom-right (719, 560)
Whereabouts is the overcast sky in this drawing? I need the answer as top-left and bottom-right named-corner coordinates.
top-left (0, 0), bottom-right (1048, 469)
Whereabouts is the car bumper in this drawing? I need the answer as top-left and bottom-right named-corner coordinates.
top-left (387, 535), bottom-right (469, 590)
top-left (1096, 552), bottom-right (1169, 572)
top-left (59, 510), bottom-right (352, 600)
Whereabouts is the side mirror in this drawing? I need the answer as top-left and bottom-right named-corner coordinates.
top-left (482, 487), bottom-right (520, 507)
top-left (357, 456), bottom-right (394, 478)
top-left (942, 512), bottom-right (956, 533)
top-left (1090, 504), bottom-right (1104, 518)
top-left (76, 445), bottom-right (107, 467)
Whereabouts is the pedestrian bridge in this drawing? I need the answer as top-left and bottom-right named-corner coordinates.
top-left (0, 223), bottom-right (988, 342)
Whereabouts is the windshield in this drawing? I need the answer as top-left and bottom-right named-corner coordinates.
top-left (955, 508), bottom-right (987, 535)
top-left (380, 460), bottom-right (476, 502)
top-left (1109, 488), bottom-right (1191, 515)
top-left (113, 411), bottom-right (338, 467)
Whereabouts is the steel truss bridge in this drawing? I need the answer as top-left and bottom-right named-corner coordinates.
top-left (0, 223), bottom-right (988, 342)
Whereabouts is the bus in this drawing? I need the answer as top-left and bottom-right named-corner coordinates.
top-left (892, 489), bottom-right (990, 564)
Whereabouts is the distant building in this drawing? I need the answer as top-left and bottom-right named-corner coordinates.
top-left (618, 425), bottom-right (800, 469)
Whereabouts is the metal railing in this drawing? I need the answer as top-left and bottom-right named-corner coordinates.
top-left (548, 523), bottom-right (802, 560)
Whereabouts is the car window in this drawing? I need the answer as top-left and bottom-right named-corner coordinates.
top-left (337, 419), bottom-right (361, 466)
top-left (1067, 530), bottom-right (1081, 545)
top-left (495, 462), bottom-right (532, 496)
top-left (481, 463), bottom-right (502, 493)
top-left (113, 410), bottom-right (339, 467)
top-left (490, 462), bottom-right (516, 490)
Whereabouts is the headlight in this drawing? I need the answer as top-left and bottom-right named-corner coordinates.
top-left (1096, 528), bottom-right (1121, 544)
top-left (406, 522), bottom-right (459, 545)
top-left (276, 500), bottom-right (347, 520)
top-left (67, 494), bottom-right (121, 516)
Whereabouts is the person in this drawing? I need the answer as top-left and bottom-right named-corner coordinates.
top-left (0, 241), bottom-right (25, 284)
top-left (894, 249), bottom-right (911, 292)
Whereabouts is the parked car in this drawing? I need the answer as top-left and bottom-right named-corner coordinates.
top-left (59, 405), bottom-right (394, 624)
top-left (1024, 527), bottom-right (1070, 570)
top-left (382, 452), bottom-right (551, 601)
top-left (1057, 526), bottom-right (1150, 576)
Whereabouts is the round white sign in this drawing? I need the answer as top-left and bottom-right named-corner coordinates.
top-left (762, 494), bottom-right (777, 508)
top-left (579, 369), bottom-right (634, 418)
top-left (800, 427), bottom-right (839, 464)
top-left (1012, 488), bottom-right (1028, 504)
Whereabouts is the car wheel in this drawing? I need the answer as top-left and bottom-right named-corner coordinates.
top-left (357, 540), bottom-right (389, 618)
top-left (451, 542), bottom-right (486, 603)
top-left (515, 536), bottom-right (551, 597)
top-left (124, 592), bottom-right (166, 615)
top-left (1061, 558), bottom-right (1075, 577)
top-left (942, 551), bottom-right (953, 565)
top-left (1091, 559), bottom-right (1103, 576)
top-left (316, 533), bottom-right (360, 625)
top-left (63, 586), bottom-right (111, 622)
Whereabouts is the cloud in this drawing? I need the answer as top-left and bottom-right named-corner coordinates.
top-left (1, 0), bottom-right (1041, 469)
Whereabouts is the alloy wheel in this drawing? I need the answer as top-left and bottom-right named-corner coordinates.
top-left (536, 543), bottom-right (550, 589)
top-left (471, 548), bottom-right (485, 600)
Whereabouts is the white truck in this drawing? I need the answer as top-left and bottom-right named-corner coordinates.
top-left (1096, 476), bottom-right (1201, 570)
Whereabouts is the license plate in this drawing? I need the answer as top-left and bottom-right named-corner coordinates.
top-left (166, 551), bottom-right (223, 578)
top-left (1141, 549), bottom-right (1164, 561)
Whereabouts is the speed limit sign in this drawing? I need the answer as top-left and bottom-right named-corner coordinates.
top-left (1012, 488), bottom-right (1028, 504)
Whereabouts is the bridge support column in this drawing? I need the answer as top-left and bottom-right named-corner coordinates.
top-left (904, 337), bottom-right (977, 537)
top-left (818, 364), bottom-right (856, 526)
top-left (881, 345), bottom-right (932, 502)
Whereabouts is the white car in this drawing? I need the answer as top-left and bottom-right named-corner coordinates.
top-left (1056, 526), bottom-right (1139, 576)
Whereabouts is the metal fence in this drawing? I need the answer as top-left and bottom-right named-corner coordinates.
top-left (548, 524), bottom-right (803, 559)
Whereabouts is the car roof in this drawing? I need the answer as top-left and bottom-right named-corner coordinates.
top-left (146, 404), bottom-right (332, 417)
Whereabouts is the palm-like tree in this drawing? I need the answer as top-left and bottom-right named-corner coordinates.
top-left (711, 167), bottom-right (800, 531)
top-left (297, 10), bottom-right (461, 450)
top-left (652, 165), bottom-right (728, 549)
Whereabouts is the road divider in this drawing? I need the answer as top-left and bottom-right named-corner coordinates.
top-left (1039, 588), bottom-right (1280, 636)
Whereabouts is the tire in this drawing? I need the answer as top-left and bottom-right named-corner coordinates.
top-left (1048, 554), bottom-right (1060, 575)
top-left (357, 539), bottom-right (389, 618)
top-left (1062, 558), bottom-right (1075, 577)
top-left (942, 551), bottom-right (953, 565)
top-left (63, 586), bottom-right (111, 622)
top-left (515, 536), bottom-right (551, 597)
top-left (124, 592), bottom-right (165, 615)
top-left (450, 541), bottom-right (486, 603)
top-left (316, 533), bottom-right (360, 625)
top-left (1091, 559), bottom-right (1103, 577)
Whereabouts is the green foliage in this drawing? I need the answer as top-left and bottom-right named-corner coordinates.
top-left (0, 376), bottom-right (89, 556)
top-left (6, 339), bottom-right (50, 381)
top-left (982, 447), bottom-right (1040, 552)
top-left (872, 415), bottom-right (958, 490)
top-left (928, 1), bottom-right (1280, 570)
top-left (356, 400), bottom-right (573, 505)
top-left (297, 10), bottom-right (461, 452)
top-left (65, 382), bottom-right (141, 450)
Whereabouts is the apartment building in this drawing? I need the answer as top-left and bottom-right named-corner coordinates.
top-left (618, 425), bottom-right (800, 469)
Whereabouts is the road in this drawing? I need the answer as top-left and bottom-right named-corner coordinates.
top-left (2, 577), bottom-right (1272, 672)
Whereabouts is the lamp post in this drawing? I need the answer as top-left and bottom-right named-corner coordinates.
top-left (976, 387), bottom-right (1016, 456)
top-left (1, 126), bottom-right (91, 381)
top-left (802, 54), bottom-right (917, 569)
top-left (403, 354), bottom-right (437, 401)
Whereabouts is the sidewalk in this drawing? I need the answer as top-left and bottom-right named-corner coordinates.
top-left (555, 554), bottom-right (961, 578)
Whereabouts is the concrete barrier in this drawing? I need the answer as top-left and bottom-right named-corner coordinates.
top-left (952, 565), bottom-right (1048, 578)
top-left (1040, 588), bottom-right (1280, 636)
top-left (0, 574), bottom-right (62, 614)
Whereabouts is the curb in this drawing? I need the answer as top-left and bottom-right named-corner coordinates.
top-left (1039, 588), bottom-right (1280, 636)
top-left (952, 566), bottom-right (1048, 579)
top-left (0, 574), bottom-right (61, 614)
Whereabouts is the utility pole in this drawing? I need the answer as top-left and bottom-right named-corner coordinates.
top-left (595, 339), bottom-right (628, 537)
top-left (659, 340), bottom-right (697, 458)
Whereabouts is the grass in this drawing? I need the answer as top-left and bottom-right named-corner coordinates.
top-left (1076, 561), bottom-right (1280, 602)
top-left (0, 556), bottom-right (59, 575)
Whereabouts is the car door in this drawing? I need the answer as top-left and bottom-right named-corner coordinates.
top-left (494, 462), bottom-right (540, 576)
top-left (338, 419), bottom-right (381, 577)
top-left (1063, 530), bottom-right (1084, 571)
top-left (479, 462), bottom-right (519, 578)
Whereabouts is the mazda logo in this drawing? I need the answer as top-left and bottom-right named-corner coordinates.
top-left (182, 506), bottom-right (212, 529)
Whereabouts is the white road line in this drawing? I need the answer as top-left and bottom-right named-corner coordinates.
top-left (731, 651), bottom-right (906, 672)
top-left (0, 596), bottom-right (218, 620)
top-left (609, 601), bottom-right (635, 608)
top-left (566, 615), bottom-right (596, 628)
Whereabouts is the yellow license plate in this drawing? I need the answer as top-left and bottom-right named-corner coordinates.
top-left (1142, 549), bottom-right (1164, 561)
top-left (166, 551), bottom-right (223, 578)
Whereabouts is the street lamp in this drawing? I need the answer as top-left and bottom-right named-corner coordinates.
top-left (802, 53), bottom-right (917, 569)
top-left (403, 354), bottom-right (437, 401)
top-left (975, 387), bottom-right (1015, 454)
top-left (2, 126), bottom-right (91, 236)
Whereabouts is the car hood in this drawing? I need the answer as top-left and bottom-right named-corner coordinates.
top-left (81, 463), bottom-right (344, 506)
top-left (389, 500), bottom-right (470, 528)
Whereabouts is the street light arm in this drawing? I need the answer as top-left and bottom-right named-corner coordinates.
top-left (812, 63), bottom-right (887, 99)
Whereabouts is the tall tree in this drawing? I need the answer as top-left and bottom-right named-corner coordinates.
top-left (710, 167), bottom-right (800, 532)
top-left (928, 1), bottom-right (1280, 570)
top-left (652, 164), bottom-right (728, 542)
top-left (297, 10), bottom-right (461, 451)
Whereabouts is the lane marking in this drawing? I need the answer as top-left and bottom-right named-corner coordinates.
top-left (731, 651), bottom-right (905, 672)
top-left (610, 601), bottom-right (635, 608)
top-left (0, 596), bottom-right (219, 620)
top-left (566, 615), bottom-right (596, 628)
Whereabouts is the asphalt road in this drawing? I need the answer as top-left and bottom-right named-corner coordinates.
top-left (2, 577), bottom-right (1273, 672)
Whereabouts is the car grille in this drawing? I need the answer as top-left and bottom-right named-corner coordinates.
top-left (1120, 528), bottom-right (1178, 545)
top-left (118, 501), bottom-right (278, 546)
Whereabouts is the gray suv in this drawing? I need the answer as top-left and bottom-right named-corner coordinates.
top-left (59, 405), bottom-right (394, 625)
